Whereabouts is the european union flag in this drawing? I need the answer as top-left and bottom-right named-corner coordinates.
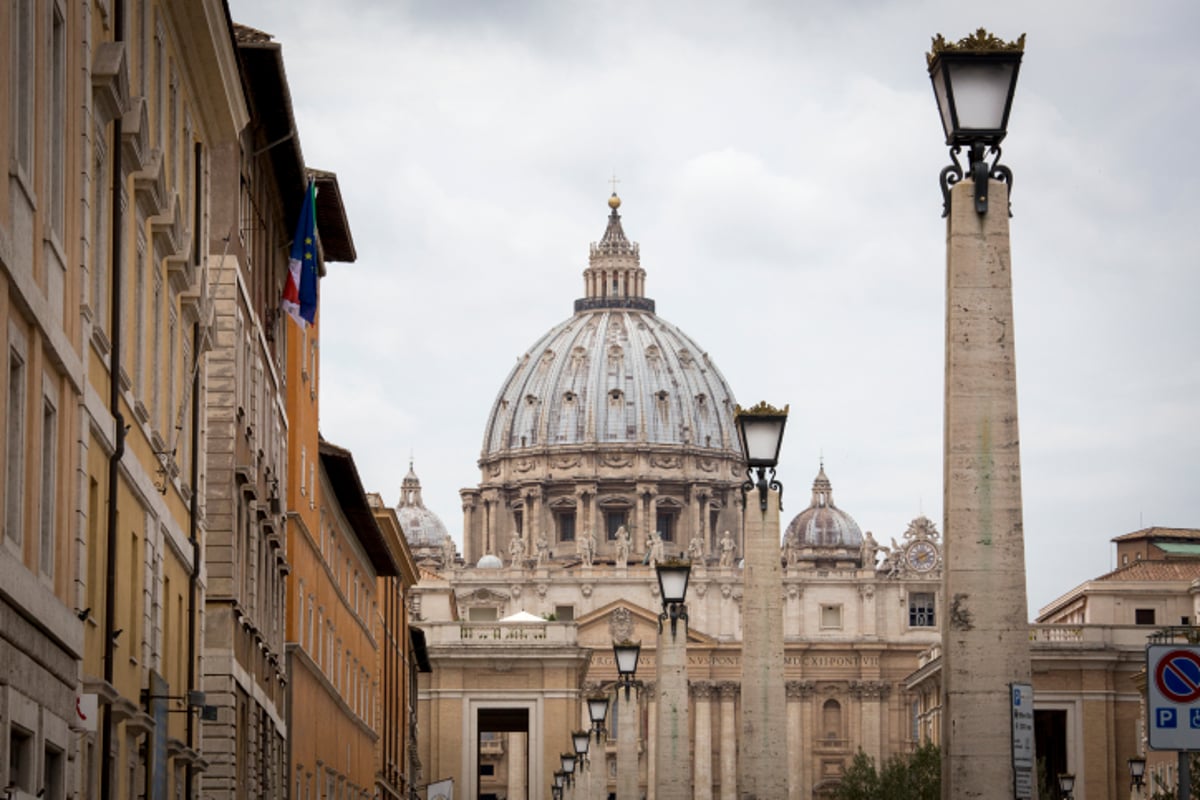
top-left (281, 180), bottom-right (318, 327)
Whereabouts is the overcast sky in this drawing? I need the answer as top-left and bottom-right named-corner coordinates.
top-left (232, 0), bottom-right (1199, 619)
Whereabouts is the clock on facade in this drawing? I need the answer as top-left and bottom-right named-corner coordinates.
top-left (904, 540), bottom-right (938, 572)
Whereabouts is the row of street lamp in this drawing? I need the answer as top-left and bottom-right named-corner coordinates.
top-left (551, 40), bottom-right (1155, 793)
top-left (546, 407), bottom-right (792, 798)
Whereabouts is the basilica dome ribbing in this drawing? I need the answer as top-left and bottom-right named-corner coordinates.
top-left (481, 194), bottom-right (739, 457)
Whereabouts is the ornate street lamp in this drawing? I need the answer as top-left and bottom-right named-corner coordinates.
top-left (551, 783), bottom-right (563, 800)
top-left (554, 770), bottom-right (565, 789)
top-left (586, 694), bottom-right (609, 741)
top-left (927, 28), bottom-right (1024, 215)
top-left (561, 753), bottom-right (577, 787)
top-left (573, 730), bottom-right (590, 760)
top-left (735, 402), bottom-right (788, 511)
top-left (613, 639), bottom-right (641, 699)
top-left (1128, 756), bottom-right (1146, 789)
top-left (656, 559), bottom-right (691, 637)
top-left (1057, 773), bottom-right (1075, 800)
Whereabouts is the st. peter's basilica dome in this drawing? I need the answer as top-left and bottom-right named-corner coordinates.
top-left (481, 195), bottom-right (738, 458)
top-left (395, 460), bottom-right (449, 548)
top-left (461, 195), bottom-right (746, 565)
top-left (783, 464), bottom-right (864, 548)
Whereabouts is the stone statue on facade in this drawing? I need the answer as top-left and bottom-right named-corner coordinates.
top-left (535, 533), bottom-right (549, 568)
top-left (442, 535), bottom-right (456, 569)
top-left (687, 535), bottom-right (705, 563)
top-left (646, 531), bottom-right (665, 569)
top-left (860, 530), bottom-right (879, 569)
top-left (718, 530), bottom-right (736, 568)
top-left (613, 525), bottom-right (631, 568)
top-left (508, 535), bottom-right (526, 568)
top-left (577, 529), bottom-right (597, 566)
top-left (879, 537), bottom-right (902, 577)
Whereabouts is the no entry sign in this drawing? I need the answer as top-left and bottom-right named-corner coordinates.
top-left (1148, 645), bottom-right (1200, 750)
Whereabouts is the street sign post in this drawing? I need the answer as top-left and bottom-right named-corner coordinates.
top-left (1011, 683), bottom-right (1035, 800)
top-left (1147, 644), bottom-right (1200, 750)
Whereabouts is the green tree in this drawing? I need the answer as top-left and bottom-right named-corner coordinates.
top-left (831, 743), bottom-right (940, 800)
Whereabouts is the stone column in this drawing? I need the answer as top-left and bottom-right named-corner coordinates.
top-left (655, 612), bottom-right (691, 800)
top-left (799, 683), bottom-right (814, 796)
top-left (646, 682), bottom-right (657, 800)
top-left (532, 486), bottom-right (544, 555)
top-left (508, 732), bottom-right (527, 799)
top-left (648, 492), bottom-right (659, 551)
top-left (718, 682), bottom-right (738, 800)
top-left (738, 488), bottom-right (786, 799)
top-left (461, 494), bottom-right (476, 562)
top-left (942, 179), bottom-right (1035, 800)
top-left (853, 681), bottom-right (888, 766)
top-left (692, 682), bottom-right (714, 800)
top-left (617, 685), bottom-right (639, 800)
top-left (785, 682), bottom-right (805, 800)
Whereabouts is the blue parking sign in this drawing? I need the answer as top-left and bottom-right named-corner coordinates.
top-left (1158, 708), bottom-right (1178, 728)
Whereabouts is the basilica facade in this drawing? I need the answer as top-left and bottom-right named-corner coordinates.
top-left (412, 196), bottom-right (944, 800)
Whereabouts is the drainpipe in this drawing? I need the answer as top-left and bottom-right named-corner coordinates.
top-left (185, 319), bottom-right (201, 800)
top-left (99, 1), bottom-right (126, 798)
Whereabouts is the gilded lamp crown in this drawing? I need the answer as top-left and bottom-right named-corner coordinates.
top-left (926, 27), bottom-right (1026, 65)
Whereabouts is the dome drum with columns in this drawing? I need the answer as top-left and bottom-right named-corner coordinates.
top-left (461, 195), bottom-right (747, 566)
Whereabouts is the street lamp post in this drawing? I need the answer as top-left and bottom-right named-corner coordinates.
top-left (613, 640), bottom-right (642, 800)
top-left (572, 730), bottom-right (596, 800)
top-left (1128, 756), bottom-right (1146, 794)
top-left (1057, 773), bottom-right (1075, 800)
top-left (927, 27), bottom-right (1034, 800)
top-left (734, 402), bottom-right (789, 799)
top-left (585, 692), bottom-right (609, 800)
top-left (654, 559), bottom-right (692, 800)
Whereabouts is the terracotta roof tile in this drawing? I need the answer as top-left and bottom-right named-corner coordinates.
top-left (1112, 526), bottom-right (1200, 542)
top-left (1095, 560), bottom-right (1200, 582)
top-left (232, 23), bottom-right (273, 44)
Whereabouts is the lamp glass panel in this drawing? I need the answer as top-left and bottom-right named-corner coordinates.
top-left (658, 564), bottom-right (690, 603)
top-left (946, 61), bottom-right (1014, 130)
top-left (587, 696), bottom-right (609, 723)
top-left (1128, 757), bottom-right (1146, 778)
top-left (1058, 774), bottom-right (1075, 792)
top-left (931, 64), bottom-right (953, 140)
top-left (614, 643), bottom-right (640, 675)
top-left (562, 754), bottom-right (576, 773)
top-left (739, 417), bottom-right (785, 465)
top-left (573, 732), bottom-right (590, 754)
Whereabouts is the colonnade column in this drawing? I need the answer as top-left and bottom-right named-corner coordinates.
top-left (855, 681), bottom-right (888, 766)
top-left (617, 686), bottom-right (638, 800)
top-left (529, 487), bottom-right (543, 554)
top-left (799, 683), bottom-right (814, 797)
top-left (507, 733), bottom-right (527, 799)
top-left (718, 682), bottom-right (738, 800)
top-left (645, 681), bottom-right (657, 800)
top-left (785, 682), bottom-right (806, 800)
top-left (461, 494), bottom-right (477, 562)
top-left (692, 682), bottom-right (713, 800)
